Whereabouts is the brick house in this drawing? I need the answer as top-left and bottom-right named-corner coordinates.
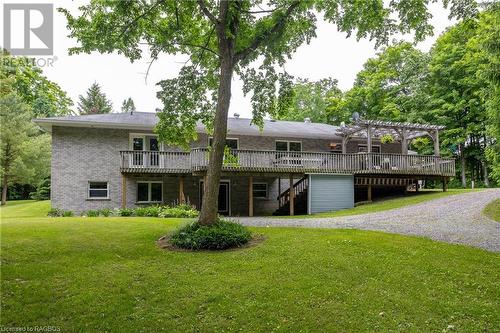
top-left (34, 112), bottom-right (454, 216)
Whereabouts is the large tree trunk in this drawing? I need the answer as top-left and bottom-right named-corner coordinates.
top-left (198, 56), bottom-right (234, 225)
top-left (1, 173), bottom-right (7, 205)
top-left (460, 143), bottom-right (466, 188)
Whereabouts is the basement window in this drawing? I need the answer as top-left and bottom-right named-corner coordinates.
top-left (88, 182), bottom-right (109, 199)
top-left (252, 183), bottom-right (268, 199)
top-left (137, 181), bottom-right (163, 203)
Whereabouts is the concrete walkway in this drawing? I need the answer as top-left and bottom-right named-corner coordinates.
top-left (236, 189), bottom-right (500, 252)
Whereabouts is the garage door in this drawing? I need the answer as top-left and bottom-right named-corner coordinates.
top-left (308, 174), bottom-right (354, 214)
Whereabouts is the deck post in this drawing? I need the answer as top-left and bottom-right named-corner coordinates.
top-left (248, 176), bottom-right (254, 217)
top-left (278, 177), bottom-right (281, 196)
top-left (367, 183), bottom-right (372, 202)
top-left (179, 175), bottom-right (185, 204)
top-left (121, 174), bottom-right (126, 208)
top-left (442, 177), bottom-right (447, 192)
top-left (289, 174), bottom-right (295, 216)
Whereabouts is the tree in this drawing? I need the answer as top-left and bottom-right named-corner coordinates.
top-left (61, 0), bottom-right (477, 225)
top-left (426, 16), bottom-right (491, 187)
top-left (0, 92), bottom-right (36, 205)
top-left (332, 42), bottom-right (430, 123)
top-left (477, 5), bottom-right (500, 184)
top-left (1, 50), bottom-right (74, 117)
top-left (121, 97), bottom-right (136, 114)
top-left (77, 82), bottom-right (113, 114)
top-left (276, 78), bottom-right (341, 123)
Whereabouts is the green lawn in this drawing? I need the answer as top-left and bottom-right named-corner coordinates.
top-left (287, 189), bottom-right (481, 218)
top-left (483, 198), bottom-right (500, 222)
top-left (1, 201), bottom-right (499, 332)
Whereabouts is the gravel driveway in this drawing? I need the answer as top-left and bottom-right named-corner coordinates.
top-left (236, 189), bottom-right (500, 252)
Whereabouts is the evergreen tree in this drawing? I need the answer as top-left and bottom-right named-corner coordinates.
top-left (77, 83), bottom-right (113, 114)
top-left (121, 97), bottom-right (136, 114)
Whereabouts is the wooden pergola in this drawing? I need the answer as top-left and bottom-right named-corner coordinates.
top-left (336, 119), bottom-right (445, 156)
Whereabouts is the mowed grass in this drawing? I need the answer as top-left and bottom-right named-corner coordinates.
top-left (1, 201), bottom-right (499, 332)
top-left (483, 198), bottom-right (500, 222)
top-left (286, 189), bottom-right (481, 218)
top-left (0, 200), bottom-right (51, 218)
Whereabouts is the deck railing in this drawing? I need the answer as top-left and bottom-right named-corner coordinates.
top-left (120, 149), bottom-right (455, 176)
top-left (120, 151), bottom-right (191, 173)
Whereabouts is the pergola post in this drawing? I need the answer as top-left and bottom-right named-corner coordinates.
top-left (289, 174), bottom-right (294, 216)
top-left (179, 175), bottom-right (185, 204)
top-left (121, 174), bottom-right (126, 208)
top-left (401, 129), bottom-right (408, 155)
top-left (341, 136), bottom-right (348, 154)
top-left (366, 126), bottom-right (372, 170)
top-left (433, 130), bottom-right (440, 157)
top-left (366, 126), bottom-right (372, 153)
top-left (248, 176), bottom-right (254, 217)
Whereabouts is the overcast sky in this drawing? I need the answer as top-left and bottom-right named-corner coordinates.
top-left (5, 0), bottom-right (456, 118)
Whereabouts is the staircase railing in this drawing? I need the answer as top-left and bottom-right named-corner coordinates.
top-left (278, 176), bottom-right (309, 208)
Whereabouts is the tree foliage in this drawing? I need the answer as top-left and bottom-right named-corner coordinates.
top-left (121, 97), bottom-right (136, 114)
top-left (77, 82), bottom-right (113, 114)
top-left (276, 78), bottom-right (341, 123)
top-left (60, 0), bottom-right (478, 223)
top-left (330, 42), bottom-right (430, 123)
top-left (0, 92), bottom-right (51, 204)
top-left (1, 51), bottom-right (74, 117)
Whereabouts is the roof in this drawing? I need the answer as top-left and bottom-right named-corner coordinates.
top-left (34, 112), bottom-right (341, 140)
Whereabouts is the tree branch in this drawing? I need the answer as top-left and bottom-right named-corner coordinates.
top-left (234, 1), bottom-right (301, 63)
top-left (197, 0), bottom-right (219, 24)
top-left (139, 41), bottom-right (219, 58)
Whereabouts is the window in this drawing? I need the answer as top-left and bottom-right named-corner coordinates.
top-left (358, 144), bottom-right (381, 153)
top-left (88, 182), bottom-right (109, 199)
top-left (252, 183), bottom-right (268, 199)
top-left (275, 140), bottom-right (302, 152)
top-left (137, 181), bottom-right (163, 203)
top-left (208, 137), bottom-right (239, 150)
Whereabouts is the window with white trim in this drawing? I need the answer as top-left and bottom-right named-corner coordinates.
top-left (208, 137), bottom-right (239, 149)
top-left (88, 182), bottom-right (109, 199)
top-left (276, 140), bottom-right (302, 152)
top-left (358, 144), bottom-right (381, 153)
top-left (252, 183), bottom-right (268, 199)
top-left (137, 181), bottom-right (163, 203)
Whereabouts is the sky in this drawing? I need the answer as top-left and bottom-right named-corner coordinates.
top-left (3, 0), bottom-right (456, 118)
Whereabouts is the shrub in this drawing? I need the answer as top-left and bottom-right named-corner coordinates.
top-left (47, 208), bottom-right (63, 217)
top-left (169, 219), bottom-right (252, 250)
top-left (47, 208), bottom-right (73, 217)
top-left (62, 210), bottom-right (74, 217)
top-left (159, 204), bottom-right (199, 218)
top-left (118, 208), bottom-right (134, 217)
top-left (99, 208), bottom-right (113, 217)
top-left (135, 205), bottom-right (161, 217)
top-left (85, 210), bottom-right (100, 217)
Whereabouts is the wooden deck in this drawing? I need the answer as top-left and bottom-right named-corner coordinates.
top-left (120, 149), bottom-right (455, 177)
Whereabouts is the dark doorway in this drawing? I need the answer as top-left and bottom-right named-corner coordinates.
top-left (199, 180), bottom-right (230, 215)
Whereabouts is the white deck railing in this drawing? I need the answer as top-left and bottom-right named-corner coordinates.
top-left (120, 149), bottom-right (455, 176)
